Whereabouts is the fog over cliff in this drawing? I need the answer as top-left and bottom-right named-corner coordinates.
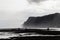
top-left (0, 0), bottom-right (60, 28)
top-left (23, 13), bottom-right (60, 28)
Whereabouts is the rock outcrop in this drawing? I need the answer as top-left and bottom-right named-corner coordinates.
top-left (23, 13), bottom-right (60, 28)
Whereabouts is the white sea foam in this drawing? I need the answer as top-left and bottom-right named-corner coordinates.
top-left (0, 32), bottom-right (60, 39)
top-left (0, 32), bottom-right (19, 39)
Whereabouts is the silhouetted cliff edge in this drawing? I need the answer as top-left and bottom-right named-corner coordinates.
top-left (23, 13), bottom-right (60, 28)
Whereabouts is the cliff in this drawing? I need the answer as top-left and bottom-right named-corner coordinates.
top-left (23, 13), bottom-right (60, 28)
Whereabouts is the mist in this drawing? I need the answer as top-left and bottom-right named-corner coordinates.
top-left (0, 0), bottom-right (60, 28)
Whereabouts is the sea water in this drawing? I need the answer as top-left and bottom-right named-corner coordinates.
top-left (0, 32), bottom-right (60, 39)
top-left (0, 32), bottom-right (19, 39)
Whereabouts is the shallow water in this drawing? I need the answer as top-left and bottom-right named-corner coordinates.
top-left (0, 32), bottom-right (60, 39)
top-left (0, 32), bottom-right (19, 39)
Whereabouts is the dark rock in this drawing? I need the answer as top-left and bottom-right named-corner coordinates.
top-left (23, 13), bottom-right (60, 28)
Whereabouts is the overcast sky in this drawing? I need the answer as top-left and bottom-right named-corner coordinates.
top-left (0, 0), bottom-right (60, 28)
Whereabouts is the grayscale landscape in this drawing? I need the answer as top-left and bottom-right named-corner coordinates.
top-left (0, 0), bottom-right (60, 40)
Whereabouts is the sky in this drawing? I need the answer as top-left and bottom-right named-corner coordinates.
top-left (0, 0), bottom-right (60, 28)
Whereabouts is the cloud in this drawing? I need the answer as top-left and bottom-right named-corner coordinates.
top-left (16, 0), bottom-right (60, 28)
top-left (27, 0), bottom-right (46, 4)
top-left (0, 0), bottom-right (60, 28)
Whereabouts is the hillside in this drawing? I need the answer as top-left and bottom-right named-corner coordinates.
top-left (23, 13), bottom-right (60, 28)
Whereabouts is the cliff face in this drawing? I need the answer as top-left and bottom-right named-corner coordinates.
top-left (23, 13), bottom-right (60, 28)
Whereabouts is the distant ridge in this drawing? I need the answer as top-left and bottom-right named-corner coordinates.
top-left (23, 13), bottom-right (60, 28)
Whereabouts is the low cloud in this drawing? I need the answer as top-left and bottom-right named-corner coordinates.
top-left (27, 0), bottom-right (46, 4)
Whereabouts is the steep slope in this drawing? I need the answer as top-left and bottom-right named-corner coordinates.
top-left (23, 13), bottom-right (60, 28)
